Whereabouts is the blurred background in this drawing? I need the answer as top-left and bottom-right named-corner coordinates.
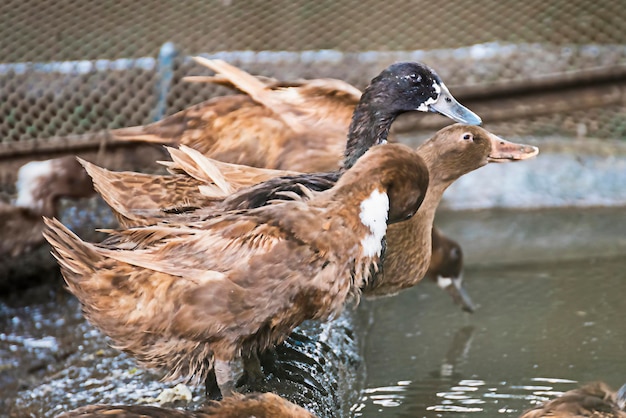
top-left (1, 1), bottom-right (625, 417)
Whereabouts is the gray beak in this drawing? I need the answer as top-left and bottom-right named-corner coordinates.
top-left (429, 83), bottom-right (482, 126)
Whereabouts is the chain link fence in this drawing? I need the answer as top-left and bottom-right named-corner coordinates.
top-left (1, 0), bottom-right (625, 165)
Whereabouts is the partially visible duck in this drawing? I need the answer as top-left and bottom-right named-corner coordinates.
top-left (83, 125), bottom-right (538, 298)
top-left (43, 143), bottom-right (429, 399)
top-left (425, 227), bottom-right (474, 312)
top-left (56, 392), bottom-right (316, 418)
top-left (0, 156), bottom-right (94, 258)
top-left (519, 381), bottom-right (626, 418)
top-left (111, 58), bottom-right (481, 172)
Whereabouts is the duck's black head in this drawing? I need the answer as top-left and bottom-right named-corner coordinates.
top-left (365, 62), bottom-right (481, 123)
top-left (344, 62), bottom-right (481, 169)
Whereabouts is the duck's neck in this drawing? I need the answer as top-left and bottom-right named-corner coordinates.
top-left (343, 101), bottom-right (398, 170)
top-left (371, 159), bottom-right (456, 295)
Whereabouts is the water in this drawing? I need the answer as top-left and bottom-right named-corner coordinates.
top-left (355, 256), bottom-right (626, 417)
top-left (1, 207), bottom-right (625, 417)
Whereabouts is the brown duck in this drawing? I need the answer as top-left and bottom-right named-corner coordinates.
top-left (44, 143), bottom-right (429, 398)
top-left (56, 392), bottom-right (316, 418)
top-left (84, 124), bottom-right (538, 298)
top-left (519, 381), bottom-right (626, 418)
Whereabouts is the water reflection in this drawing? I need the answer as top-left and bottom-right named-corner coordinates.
top-left (355, 325), bottom-right (477, 416)
top-left (357, 375), bottom-right (584, 417)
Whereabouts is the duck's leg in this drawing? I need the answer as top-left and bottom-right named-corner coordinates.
top-left (214, 359), bottom-right (235, 398)
top-left (238, 352), bottom-right (264, 387)
top-left (204, 368), bottom-right (222, 400)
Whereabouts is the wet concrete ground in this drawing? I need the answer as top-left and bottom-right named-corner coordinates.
top-left (1, 207), bottom-right (625, 417)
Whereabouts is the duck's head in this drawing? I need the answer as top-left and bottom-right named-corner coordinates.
top-left (418, 124), bottom-right (539, 184)
top-left (430, 229), bottom-right (475, 313)
top-left (364, 62), bottom-right (482, 126)
top-left (14, 156), bottom-right (95, 217)
top-left (344, 62), bottom-right (481, 169)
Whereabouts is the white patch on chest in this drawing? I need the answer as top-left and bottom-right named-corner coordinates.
top-left (359, 189), bottom-right (389, 257)
top-left (416, 80), bottom-right (442, 111)
top-left (14, 159), bottom-right (55, 210)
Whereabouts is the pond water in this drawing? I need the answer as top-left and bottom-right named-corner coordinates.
top-left (1, 207), bottom-right (625, 417)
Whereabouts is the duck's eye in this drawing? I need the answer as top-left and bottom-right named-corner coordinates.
top-left (463, 133), bottom-right (473, 141)
top-left (409, 73), bottom-right (421, 82)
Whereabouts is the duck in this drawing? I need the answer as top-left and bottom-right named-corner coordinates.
top-left (84, 124), bottom-right (538, 298)
top-left (519, 381), bottom-right (626, 418)
top-left (55, 392), bottom-right (316, 418)
top-left (111, 57), bottom-right (481, 173)
top-left (0, 156), bottom-right (94, 259)
top-left (425, 226), bottom-right (474, 312)
top-left (43, 142), bottom-right (430, 399)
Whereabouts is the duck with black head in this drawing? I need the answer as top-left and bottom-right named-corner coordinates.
top-left (111, 58), bottom-right (481, 173)
top-left (43, 142), bottom-right (429, 400)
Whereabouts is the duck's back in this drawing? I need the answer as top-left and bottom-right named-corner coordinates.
top-left (112, 58), bottom-right (365, 172)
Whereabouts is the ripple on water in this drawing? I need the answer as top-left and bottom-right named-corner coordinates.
top-left (355, 377), bottom-right (582, 417)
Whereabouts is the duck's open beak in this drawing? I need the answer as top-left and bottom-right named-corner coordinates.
top-left (438, 276), bottom-right (476, 313)
top-left (487, 132), bottom-right (539, 162)
top-left (429, 83), bottom-right (482, 126)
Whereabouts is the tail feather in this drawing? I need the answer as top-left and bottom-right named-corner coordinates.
top-left (191, 57), bottom-right (306, 132)
top-left (78, 158), bottom-right (143, 225)
top-left (191, 57), bottom-right (270, 105)
top-left (162, 146), bottom-right (234, 195)
top-left (109, 125), bottom-right (172, 144)
top-left (42, 217), bottom-right (100, 282)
